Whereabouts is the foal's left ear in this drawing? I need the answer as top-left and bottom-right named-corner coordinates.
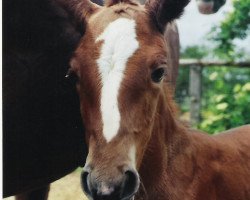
top-left (145, 0), bottom-right (190, 32)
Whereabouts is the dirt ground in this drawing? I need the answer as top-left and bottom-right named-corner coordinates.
top-left (4, 170), bottom-right (88, 200)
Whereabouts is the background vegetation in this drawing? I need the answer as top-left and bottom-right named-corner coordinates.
top-left (176, 0), bottom-right (250, 134)
top-left (210, 0), bottom-right (250, 60)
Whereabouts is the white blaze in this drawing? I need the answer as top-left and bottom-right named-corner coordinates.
top-left (96, 18), bottom-right (139, 142)
top-left (129, 145), bottom-right (137, 168)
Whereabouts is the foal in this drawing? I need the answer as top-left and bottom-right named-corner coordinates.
top-left (60, 0), bottom-right (250, 199)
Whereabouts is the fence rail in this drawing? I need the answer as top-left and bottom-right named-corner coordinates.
top-left (179, 59), bottom-right (250, 126)
top-left (180, 59), bottom-right (250, 68)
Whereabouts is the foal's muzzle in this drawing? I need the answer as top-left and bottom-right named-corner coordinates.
top-left (81, 167), bottom-right (139, 200)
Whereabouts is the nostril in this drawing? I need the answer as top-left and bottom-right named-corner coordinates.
top-left (81, 171), bottom-right (92, 196)
top-left (121, 169), bottom-right (140, 200)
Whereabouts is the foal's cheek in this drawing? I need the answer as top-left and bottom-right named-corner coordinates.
top-left (133, 128), bottom-right (152, 168)
top-left (135, 139), bottom-right (149, 169)
top-left (134, 94), bottom-right (160, 168)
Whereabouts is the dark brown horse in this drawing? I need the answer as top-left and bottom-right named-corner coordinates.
top-left (3, 0), bottom-right (94, 198)
top-left (196, 0), bottom-right (226, 14)
top-left (3, 0), bottom-right (179, 199)
top-left (58, 0), bottom-right (250, 199)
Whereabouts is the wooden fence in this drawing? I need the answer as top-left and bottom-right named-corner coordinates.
top-left (179, 59), bottom-right (250, 126)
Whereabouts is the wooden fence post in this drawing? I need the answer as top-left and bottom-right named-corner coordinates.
top-left (189, 65), bottom-right (202, 126)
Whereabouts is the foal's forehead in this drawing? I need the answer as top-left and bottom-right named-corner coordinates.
top-left (88, 3), bottom-right (150, 37)
top-left (85, 3), bottom-right (167, 65)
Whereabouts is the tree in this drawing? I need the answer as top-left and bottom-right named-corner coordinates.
top-left (210, 0), bottom-right (250, 59)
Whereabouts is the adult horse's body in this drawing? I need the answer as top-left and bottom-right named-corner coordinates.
top-left (3, 0), bottom-right (179, 199)
top-left (57, 0), bottom-right (250, 199)
top-left (3, 0), bottom-right (87, 198)
top-left (2, 0), bottom-right (108, 198)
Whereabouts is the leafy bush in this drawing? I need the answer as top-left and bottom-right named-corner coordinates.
top-left (199, 67), bottom-right (250, 133)
top-left (210, 0), bottom-right (250, 60)
top-left (177, 46), bottom-right (250, 134)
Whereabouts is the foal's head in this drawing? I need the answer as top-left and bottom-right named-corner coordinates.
top-left (65, 0), bottom-right (189, 199)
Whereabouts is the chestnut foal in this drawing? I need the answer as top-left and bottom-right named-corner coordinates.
top-left (60, 0), bottom-right (250, 199)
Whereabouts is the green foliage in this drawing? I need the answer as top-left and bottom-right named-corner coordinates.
top-left (180, 45), bottom-right (208, 59)
top-left (175, 67), bottom-right (190, 110)
top-left (210, 0), bottom-right (250, 59)
top-left (199, 67), bottom-right (250, 133)
top-left (176, 46), bottom-right (208, 107)
top-left (178, 46), bottom-right (250, 134)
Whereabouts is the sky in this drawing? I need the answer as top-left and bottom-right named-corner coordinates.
top-left (177, 0), bottom-right (234, 49)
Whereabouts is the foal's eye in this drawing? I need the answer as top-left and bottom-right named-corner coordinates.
top-left (65, 69), bottom-right (79, 84)
top-left (151, 67), bottom-right (166, 83)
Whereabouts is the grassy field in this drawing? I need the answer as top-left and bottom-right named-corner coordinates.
top-left (4, 170), bottom-right (88, 200)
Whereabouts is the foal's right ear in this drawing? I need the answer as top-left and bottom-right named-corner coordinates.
top-left (145, 0), bottom-right (190, 32)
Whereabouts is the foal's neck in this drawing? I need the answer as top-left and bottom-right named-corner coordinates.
top-left (137, 89), bottom-right (192, 199)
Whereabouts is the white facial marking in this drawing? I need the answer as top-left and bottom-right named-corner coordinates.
top-left (100, 182), bottom-right (114, 195)
top-left (129, 145), bottom-right (137, 169)
top-left (96, 18), bottom-right (139, 142)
